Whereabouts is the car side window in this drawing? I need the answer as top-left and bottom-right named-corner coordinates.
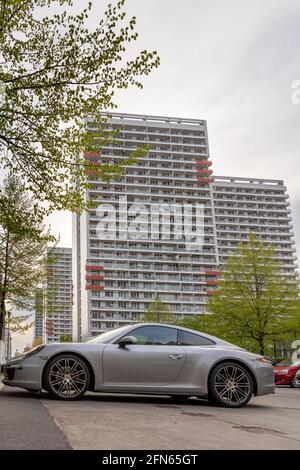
top-left (178, 330), bottom-right (215, 346)
top-left (127, 326), bottom-right (178, 345)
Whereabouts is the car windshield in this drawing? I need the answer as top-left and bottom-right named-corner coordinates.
top-left (86, 326), bottom-right (130, 344)
top-left (275, 360), bottom-right (292, 366)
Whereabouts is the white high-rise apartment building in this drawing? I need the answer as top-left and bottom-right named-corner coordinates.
top-left (73, 113), bottom-right (298, 341)
top-left (73, 113), bottom-right (219, 341)
top-left (44, 247), bottom-right (73, 343)
top-left (212, 176), bottom-right (297, 275)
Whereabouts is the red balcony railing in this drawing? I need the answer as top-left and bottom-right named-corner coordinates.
top-left (84, 152), bottom-right (101, 158)
top-left (85, 275), bottom-right (104, 280)
top-left (197, 169), bottom-right (213, 175)
top-left (196, 160), bottom-right (212, 166)
top-left (206, 280), bottom-right (219, 286)
top-left (85, 285), bottom-right (104, 291)
top-left (207, 290), bottom-right (223, 296)
top-left (197, 177), bottom-right (214, 184)
top-left (85, 265), bottom-right (104, 271)
top-left (205, 271), bottom-right (220, 276)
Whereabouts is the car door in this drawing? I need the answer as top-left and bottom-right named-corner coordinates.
top-left (103, 325), bottom-right (186, 386)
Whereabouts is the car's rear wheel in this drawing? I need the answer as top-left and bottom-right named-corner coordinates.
top-left (208, 362), bottom-right (254, 408)
top-left (44, 354), bottom-right (90, 400)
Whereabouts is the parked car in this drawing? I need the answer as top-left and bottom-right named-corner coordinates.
top-left (1, 323), bottom-right (275, 407)
top-left (274, 360), bottom-right (300, 387)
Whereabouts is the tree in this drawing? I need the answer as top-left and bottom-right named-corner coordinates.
top-left (143, 295), bottom-right (176, 324)
top-left (6, 311), bottom-right (33, 334)
top-left (60, 334), bottom-right (72, 342)
top-left (32, 336), bottom-right (43, 348)
top-left (0, 174), bottom-right (53, 343)
top-left (0, 0), bottom-right (159, 213)
top-left (207, 234), bottom-right (300, 355)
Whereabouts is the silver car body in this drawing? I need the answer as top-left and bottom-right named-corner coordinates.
top-left (1, 323), bottom-right (275, 399)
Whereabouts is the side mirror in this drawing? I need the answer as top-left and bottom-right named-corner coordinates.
top-left (118, 335), bottom-right (137, 348)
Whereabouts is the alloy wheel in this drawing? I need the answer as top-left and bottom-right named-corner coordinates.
top-left (212, 363), bottom-right (252, 406)
top-left (48, 356), bottom-right (88, 399)
top-left (290, 376), bottom-right (296, 388)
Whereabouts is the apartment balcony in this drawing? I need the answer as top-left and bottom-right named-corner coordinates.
top-left (196, 160), bottom-right (212, 166)
top-left (89, 305), bottom-right (206, 314)
top-left (101, 153), bottom-right (209, 166)
top-left (88, 189), bottom-right (212, 202)
top-left (89, 179), bottom-right (212, 193)
top-left (113, 136), bottom-right (207, 150)
top-left (88, 247), bottom-right (216, 257)
top-left (85, 275), bottom-right (104, 280)
top-left (213, 189), bottom-right (287, 198)
top-left (101, 143), bottom-right (208, 158)
top-left (85, 285), bottom-right (104, 291)
top-left (206, 280), bottom-right (219, 286)
top-left (85, 264), bottom-right (104, 271)
top-left (197, 177), bottom-right (214, 185)
top-left (94, 285), bottom-right (208, 294)
top-left (197, 169), bottom-right (213, 176)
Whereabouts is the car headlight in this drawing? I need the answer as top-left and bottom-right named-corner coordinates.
top-left (277, 369), bottom-right (289, 374)
top-left (19, 345), bottom-right (45, 360)
top-left (249, 357), bottom-right (271, 366)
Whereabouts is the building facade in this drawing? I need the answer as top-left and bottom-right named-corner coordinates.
top-left (72, 113), bottom-right (298, 341)
top-left (44, 247), bottom-right (73, 343)
top-left (34, 288), bottom-right (44, 339)
top-left (73, 113), bottom-right (219, 341)
top-left (212, 176), bottom-right (297, 275)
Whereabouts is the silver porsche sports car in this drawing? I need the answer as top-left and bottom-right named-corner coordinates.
top-left (1, 323), bottom-right (275, 407)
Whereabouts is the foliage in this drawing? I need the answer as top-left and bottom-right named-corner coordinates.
top-left (207, 234), bottom-right (300, 355)
top-left (143, 295), bottom-right (176, 324)
top-left (0, 174), bottom-right (53, 340)
top-left (60, 334), bottom-right (72, 342)
top-left (32, 336), bottom-right (43, 347)
top-left (5, 312), bottom-right (33, 334)
top-left (0, 0), bottom-right (159, 213)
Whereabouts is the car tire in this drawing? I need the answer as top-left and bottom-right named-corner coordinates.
top-left (44, 354), bottom-right (90, 401)
top-left (290, 376), bottom-right (296, 388)
top-left (208, 361), bottom-right (254, 408)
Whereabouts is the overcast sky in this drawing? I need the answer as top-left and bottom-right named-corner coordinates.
top-left (13, 0), bottom-right (300, 351)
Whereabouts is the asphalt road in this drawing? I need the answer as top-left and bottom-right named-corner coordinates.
top-left (0, 385), bottom-right (71, 450)
top-left (1, 385), bottom-right (300, 450)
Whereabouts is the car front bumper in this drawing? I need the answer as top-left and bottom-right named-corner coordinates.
top-left (1, 356), bottom-right (44, 391)
top-left (275, 375), bottom-right (290, 385)
top-left (253, 363), bottom-right (275, 396)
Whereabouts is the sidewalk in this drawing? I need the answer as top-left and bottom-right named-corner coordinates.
top-left (0, 386), bottom-right (71, 450)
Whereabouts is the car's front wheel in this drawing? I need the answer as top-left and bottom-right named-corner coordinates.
top-left (290, 376), bottom-right (297, 388)
top-left (208, 362), bottom-right (254, 408)
top-left (44, 354), bottom-right (90, 400)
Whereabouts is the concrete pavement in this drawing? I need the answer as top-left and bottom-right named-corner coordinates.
top-left (41, 387), bottom-right (300, 450)
top-left (1, 385), bottom-right (300, 449)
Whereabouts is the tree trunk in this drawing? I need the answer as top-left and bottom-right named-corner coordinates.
top-left (273, 340), bottom-right (277, 358)
top-left (258, 334), bottom-right (265, 356)
top-left (0, 230), bottom-right (10, 341)
top-left (0, 295), bottom-right (5, 341)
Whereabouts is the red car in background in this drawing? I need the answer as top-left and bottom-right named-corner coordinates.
top-left (274, 360), bottom-right (300, 387)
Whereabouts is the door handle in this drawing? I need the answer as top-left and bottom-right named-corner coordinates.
top-left (169, 353), bottom-right (183, 360)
